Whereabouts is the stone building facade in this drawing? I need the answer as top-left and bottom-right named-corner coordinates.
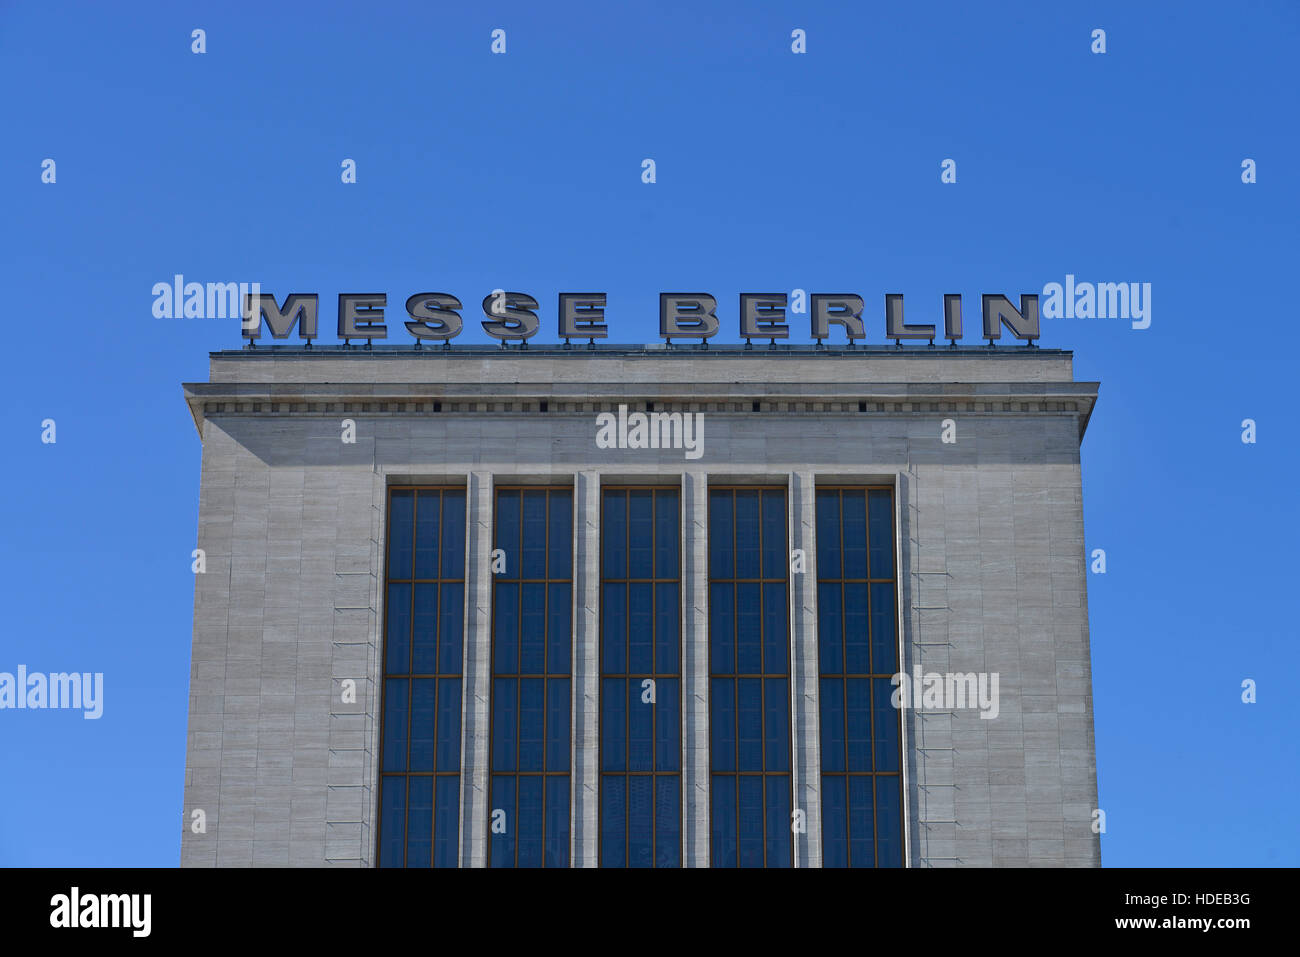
top-left (180, 345), bottom-right (1101, 867)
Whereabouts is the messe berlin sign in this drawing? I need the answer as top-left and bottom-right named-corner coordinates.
top-left (236, 290), bottom-right (1043, 346)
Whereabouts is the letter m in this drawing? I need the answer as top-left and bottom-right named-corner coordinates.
top-left (946, 673), bottom-right (978, 710)
top-left (1097, 282), bottom-right (1129, 319)
top-left (206, 282), bottom-right (240, 319)
top-left (51, 673), bottom-right (80, 709)
top-left (650, 411), bottom-right (682, 449)
top-left (100, 894), bottom-right (129, 928)
top-left (244, 293), bottom-right (319, 342)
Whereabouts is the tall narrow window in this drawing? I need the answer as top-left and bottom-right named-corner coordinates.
top-left (709, 487), bottom-right (792, 867)
top-left (816, 486), bottom-right (903, 867)
top-left (600, 487), bottom-right (681, 867)
top-left (377, 487), bottom-right (466, 867)
top-left (489, 487), bottom-right (573, 867)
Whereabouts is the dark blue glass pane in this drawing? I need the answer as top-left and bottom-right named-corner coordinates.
top-left (440, 491), bottom-right (466, 580)
top-left (849, 776), bottom-right (875, 867)
top-left (414, 491), bottom-right (441, 580)
top-left (655, 583), bottom-right (679, 674)
top-left (815, 490), bottom-right (840, 579)
top-left (600, 775), bottom-right (626, 867)
top-left (736, 582), bottom-right (761, 674)
top-left (870, 583), bottom-right (897, 675)
top-left (520, 583), bottom-right (545, 674)
top-left (387, 490), bottom-right (414, 579)
top-left (489, 775), bottom-right (514, 868)
top-left (412, 584), bottom-right (438, 673)
top-left (406, 775), bottom-right (433, 867)
top-left (655, 678), bottom-right (679, 771)
top-left (817, 582), bottom-right (842, 675)
top-left (382, 679), bottom-right (409, 771)
top-left (846, 678), bottom-right (872, 772)
top-left (821, 775), bottom-right (848, 868)
top-left (628, 774), bottom-right (653, 868)
top-left (409, 678), bottom-right (436, 771)
top-left (547, 678), bottom-right (570, 771)
top-left (628, 678), bottom-right (652, 772)
top-left (437, 677), bottom-right (461, 772)
top-left (868, 490), bottom-right (894, 579)
top-left (737, 775), bottom-right (764, 867)
top-left (495, 490), bottom-right (519, 569)
top-left (434, 776), bottom-right (459, 867)
top-left (842, 490), bottom-right (868, 579)
top-left (545, 775), bottom-right (570, 867)
top-left (548, 491), bottom-right (572, 580)
top-left (765, 678), bottom-right (790, 772)
top-left (844, 583), bottom-right (869, 674)
top-left (378, 776), bottom-right (406, 867)
top-left (655, 490), bottom-right (679, 579)
top-left (656, 776), bottom-right (681, 868)
top-left (709, 583), bottom-right (734, 675)
top-left (519, 678), bottom-right (545, 771)
top-left (629, 583), bottom-right (653, 674)
top-left (710, 678), bottom-right (735, 772)
top-left (601, 678), bottom-right (626, 771)
top-left (602, 583), bottom-right (626, 674)
top-left (602, 490), bottom-right (626, 580)
top-left (516, 775), bottom-right (543, 868)
top-left (761, 489), bottom-right (786, 580)
top-left (875, 775), bottom-right (903, 867)
top-left (521, 491), bottom-right (547, 580)
top-left (762, 583), bottom-right (787, 673)
top-left (628, 489), bottom-right (653, 579)
top-left (547, 583), bottom-right (570, 675)
top-left (873, 678), bottom-right (900, 772)
top-left (734, 491), bottom-right (760, 579)
top-left (765, 776), bottom-right (792, 868)
top-left (439, 583), bottom-right (463, 674)
top-left (385, 583), bottom-right (411, 674)
top-left (708, 490), bottom-right (733, 580)
top-left (819, 678), bottom-right (845, 773)
top-left (710, 776), bottom-right (736, 868)
top-left (737, 678), bottom-right (763, 771)
top-left (491, 678), bottom-right (516, 772)
top-left (493, 583), bottom-right (518, 674)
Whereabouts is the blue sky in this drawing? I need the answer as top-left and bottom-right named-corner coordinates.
top-left (1, 0), bottom-right (1296, 866)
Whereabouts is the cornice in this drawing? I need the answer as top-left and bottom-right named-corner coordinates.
top-left (182, 380), bottom-right (1099, 442)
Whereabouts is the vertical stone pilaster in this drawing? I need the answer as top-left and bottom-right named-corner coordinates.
top-left (898, 468), bottom-right (924, 869)
top-left (790, 471), bottom-right (822, 867)
top-left (356, 469), bottom-right (384, 868)
top-left (572, 471), bottom-right (600, 866)
top-left (682, 471), bottom-right (710, 866)
top-left (460, 471), bottom-right (493, 867)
